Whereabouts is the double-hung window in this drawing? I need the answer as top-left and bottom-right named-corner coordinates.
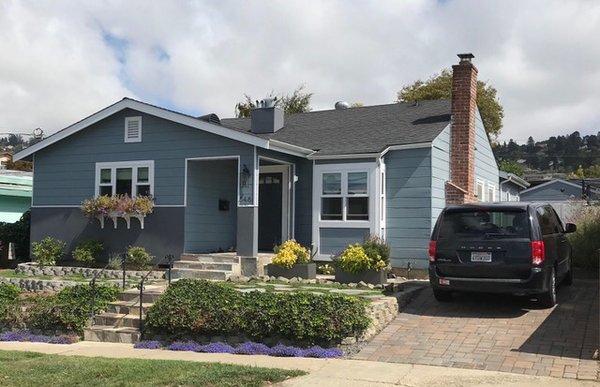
top-left (320, 171), bottom-right (369, 221)
top-left (95, 161), bottom-right (154, 197)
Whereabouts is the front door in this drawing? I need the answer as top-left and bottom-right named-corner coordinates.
top-left (258, 172), bottom-right (283, 251)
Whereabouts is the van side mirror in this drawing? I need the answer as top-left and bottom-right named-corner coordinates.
top-left (565, 223), bottom-right (577, 233)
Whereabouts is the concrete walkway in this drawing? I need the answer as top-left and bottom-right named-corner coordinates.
top-left (0, 341), bottom-right (597, 386)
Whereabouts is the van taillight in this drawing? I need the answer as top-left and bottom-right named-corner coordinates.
top-left (428, 240), bottom-right (437, 262)
top-left (531, 240), bottom-right (545, 265)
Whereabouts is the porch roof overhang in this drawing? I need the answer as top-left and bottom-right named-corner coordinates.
top-left (14, 98), bottom-right (313, 161)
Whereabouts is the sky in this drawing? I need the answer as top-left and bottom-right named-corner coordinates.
top-left (0, 0), bottom-right (599, 143)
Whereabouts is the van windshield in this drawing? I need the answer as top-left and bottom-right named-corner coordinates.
top-left (439, 209), bottom-right (530, 239)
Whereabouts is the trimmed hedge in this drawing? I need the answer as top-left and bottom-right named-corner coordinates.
top-left (145, 279), bottom-right (370, 345)
top-left (27, 284), bottom-right (119, 335)
top-left (0, 283), bottom-right (21, 327)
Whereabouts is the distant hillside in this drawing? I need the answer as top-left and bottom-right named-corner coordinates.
top-left (493, 131), bottom-right (600, 178)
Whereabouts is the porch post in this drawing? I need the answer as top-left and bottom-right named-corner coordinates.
top-left (236, 148), bottom-right (259, 276)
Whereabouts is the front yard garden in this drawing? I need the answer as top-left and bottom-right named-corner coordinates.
top-left (0, 350), bottom-right (304, 386)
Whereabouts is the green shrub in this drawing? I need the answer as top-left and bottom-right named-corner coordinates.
top-left (145, 279), bottom-right (370, 345)
top-left (336, 237), bottom-right (390, 274)
top-left (0, 283), bottom-right (21, 327)
top-left (27, 284), bottom-right (119, 335)
top-left (272, 240), bottom-right (311, 268)
top-left (0, 211), bottom-right (30, 260)
top-left (362, 235), bottom-right (390, 266)
top-left (126, 246), bottom-right (152, 269)
top-left (31, 236), bottom-right (66, 266)
top-left (107, 253), bottom-right (123, 270)
top-left (72, 240), bottom-right (104, 264)
top-left (568, 206), bottom-right (600, 269)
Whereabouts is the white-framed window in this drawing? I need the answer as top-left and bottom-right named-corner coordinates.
top-left (486, 183), bottom-right (496, 202)
top-left (476, 180), bottom-right (484, 201)
top-left (95, 160), bottom-right (154, 197)
top-left (320, 171), bottom-right (369, 221)
top-left (124, 116), bottom-right (142, 143)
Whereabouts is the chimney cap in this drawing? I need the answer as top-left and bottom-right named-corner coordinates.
top-left (457, 53), bottom-right (475, 62)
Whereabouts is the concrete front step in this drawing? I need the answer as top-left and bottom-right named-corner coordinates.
top-left (179, 254), bottom-right (239, 264)
top-left (106, 300), bottom-right (154, 315)
top-left (172, 261), bottom-right (235, 271)
top-left (119, 291), bottom-right (163, 303)
top-left (94, 313), bottom-right (142, 328)
top-left (170, 268), bottom-right (231, 280)
top-left (83, 325), bottom-right (141, 343)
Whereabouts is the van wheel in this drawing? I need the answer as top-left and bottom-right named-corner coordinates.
top-left (563, 258), bottom-right (574, 286)
top-left (538, 267), bottom-right (557, 308)
top-left (433, 289), bottom-right (453, 302)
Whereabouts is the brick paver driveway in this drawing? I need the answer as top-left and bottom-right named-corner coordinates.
top-left (356, 278), bottom-right (599, 380)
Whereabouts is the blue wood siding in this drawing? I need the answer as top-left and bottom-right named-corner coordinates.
top-left (384, 147), bottom-right (433, 268)
top-left (184, 159), bottom-right (237, 253)
top-left (431, 125), bottom-right (450, 228)
top-left (33, 108), bottom-right (255, 206)
top-left (319, 228), bottom-right (369, 256)
top-left (520, 181), bottom-right (582, 201)
top-left (257, 148), bottom-right (312, 247)
top-left (474, 111), bottom-right (500, 199)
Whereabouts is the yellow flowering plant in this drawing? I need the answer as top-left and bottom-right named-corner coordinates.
top-left (272, 239), bottom-right (311, 268)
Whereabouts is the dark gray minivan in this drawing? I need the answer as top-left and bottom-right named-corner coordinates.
top-left (428, 203), bottom-right (576, 307)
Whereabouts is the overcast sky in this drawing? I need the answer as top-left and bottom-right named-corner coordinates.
top-left (1, 0), bottom-right (599, 143)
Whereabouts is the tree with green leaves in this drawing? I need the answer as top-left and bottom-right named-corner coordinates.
top-left (397, 69), bottom-right (504, 139)
top-left (498, 159), bottom-right (524, 177)
top-left (235, 85), bottom-right (313, 118)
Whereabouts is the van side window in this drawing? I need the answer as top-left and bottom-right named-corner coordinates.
top-left (547, 206), bottom-right (564, 233)
top-left (536, 207), bottom-right (558, 235)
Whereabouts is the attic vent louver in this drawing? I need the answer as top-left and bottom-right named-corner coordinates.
top-left (198, 113), bottom-right (221, 125)
top-left (124, 116), bottom-right (142, 143)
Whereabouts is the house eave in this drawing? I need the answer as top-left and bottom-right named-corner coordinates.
top-left (267, 139), bottom-right (314, 158)
top-left (14, 98), bottom-right (272, 161)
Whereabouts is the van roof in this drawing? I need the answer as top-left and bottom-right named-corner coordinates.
top-left (445, 202), bottom-right (543, 211)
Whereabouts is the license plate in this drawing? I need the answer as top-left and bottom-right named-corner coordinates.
top-left (471, 251), bottom-right (492, 262)
top-left (439, 278), bottom-right (450, 286)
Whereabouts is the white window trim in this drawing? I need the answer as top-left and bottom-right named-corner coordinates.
top-left (476, 179), bottom-right (485, 201)
top-left (486, 182), bottom-right (497, 202)
top-left (95, 160), bottom-right (154, 197)
top-left (312, 162), bottom-right (381, 260)
top-left (124, 116), bottom-right (142, 143)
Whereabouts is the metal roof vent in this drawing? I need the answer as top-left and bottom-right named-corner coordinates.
top-left (198, 113), bottom-right (221, 125)
top-left (335, 101), bottom-right (350, 110)
top-left (257, 97), bottom-right (278, 108)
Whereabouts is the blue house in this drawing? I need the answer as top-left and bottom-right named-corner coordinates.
top-left (14, 53), bottom-right (498, 271)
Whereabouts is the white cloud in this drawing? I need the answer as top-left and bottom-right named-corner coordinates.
top-left (0, 0), bottom-right (599, 143)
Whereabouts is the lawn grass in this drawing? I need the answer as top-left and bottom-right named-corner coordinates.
top-left (0, 350), bottom-right (305, 386)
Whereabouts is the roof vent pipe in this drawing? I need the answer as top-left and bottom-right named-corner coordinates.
top-left (335, 101), bottom-right (350, 110)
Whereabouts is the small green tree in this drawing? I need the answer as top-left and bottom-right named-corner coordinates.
top-left (498, 160), bottom-right (524, 177)
top-left (31, 237), bottom-right (66, 267)
top-left (235, 85), bottom-right (312, 117)
top-left (398, 68), bottom-right (504, 139)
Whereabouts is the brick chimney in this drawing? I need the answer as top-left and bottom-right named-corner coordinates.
top-left (446, 53), bottom-right (478, 204)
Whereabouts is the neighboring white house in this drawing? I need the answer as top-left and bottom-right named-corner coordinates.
top-left (499, 171), bottom-right (529, 202)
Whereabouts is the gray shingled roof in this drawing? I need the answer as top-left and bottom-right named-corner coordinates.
top-left (221, 100), bottom-right (451, 156)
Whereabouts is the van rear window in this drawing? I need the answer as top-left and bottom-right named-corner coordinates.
top-left (439, 209), bottom-right (530, 239)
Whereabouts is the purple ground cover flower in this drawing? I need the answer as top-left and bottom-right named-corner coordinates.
top-left (269, 344), bottom-right (303, 357)
top-left (167, 341), bottom-right (202, 352)
top-left (301, 346), bottom-right (343, 358)
top-left (198, 342), bottom-right (235, 353)
top-left (233, 342), bottom-right (272, 355)
top-left (134, 340), bottom-right (162, 349)
top-left (0, 331), bottom-right (77, 344)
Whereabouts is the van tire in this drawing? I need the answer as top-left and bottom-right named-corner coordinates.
top-left (538, 267), bottom-right (557, 308)
top-left (433, 289), bottom-right (453, 302)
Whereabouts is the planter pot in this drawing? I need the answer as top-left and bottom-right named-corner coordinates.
top-left (266, 263), bottom-right (317, 279)
top-left (335, 268), bottom-right (387, 285)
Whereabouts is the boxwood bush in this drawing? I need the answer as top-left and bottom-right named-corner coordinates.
top-left (27, 284), bottom-right (119, 335)
top-left (0, 283), bottom-right (21, 327)
top-left (144, 279), bottom-right (370, 345)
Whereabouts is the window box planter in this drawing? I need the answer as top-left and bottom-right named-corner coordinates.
top-left (265, 263), bottom-right (317, 279)
top-left (96, 213), bottom-right (146, 229)
top-left (334, 268), bottom-right (387, 285)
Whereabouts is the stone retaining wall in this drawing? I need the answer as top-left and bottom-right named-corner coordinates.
top-left (15, 263), bottom-right (164, 281)
top-left (0, 277), bottom-right (80, 292)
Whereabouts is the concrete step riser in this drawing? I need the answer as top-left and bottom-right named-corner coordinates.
top-left (94, 316), bottom-right (141, 329)
top-left (119, 292), bottom-right (162, 303)
top-left (173, 261), bottom-right (234, 271)
top-left (106, 304), bottom-right (151, 315)
top-left (170, 269), bottom-right (229, 281)
top-left (84, 329), bottom-right (140, 344)
top-left (180, 254), bottom-right (239, 264)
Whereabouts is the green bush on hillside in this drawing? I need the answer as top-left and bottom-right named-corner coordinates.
top-left (144, 279), bottom-right (370, 345)
top-left (0, 283), bottom-right (21, 327)
top-left (568, 205), bottom-right (600, 269)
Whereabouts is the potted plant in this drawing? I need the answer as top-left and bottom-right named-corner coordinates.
top-left (265, 240), bottom-right (316, 279)
top-left (334, 236), bottom-right (389, 285)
